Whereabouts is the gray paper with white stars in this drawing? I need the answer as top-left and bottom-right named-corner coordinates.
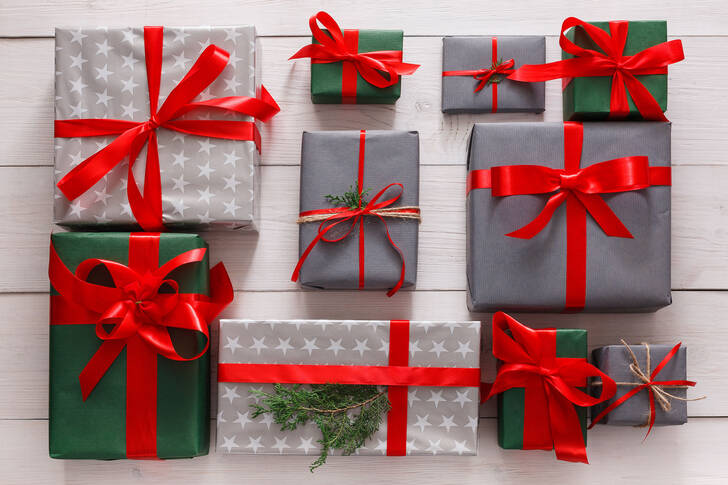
top-left (54, 26), bottom-right (261, 230)
top-left (217, 319), bottom-right (481, 456)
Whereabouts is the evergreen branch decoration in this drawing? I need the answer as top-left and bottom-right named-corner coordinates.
top-left (250, 383), bottom-right (391, 471)
top-left (488, 57), bottom-right (506, 85)
top-left (325, 184), bottom-right (372, 210)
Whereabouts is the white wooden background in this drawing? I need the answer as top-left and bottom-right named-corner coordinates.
top-left (1, 1), bottom-right (727, 483)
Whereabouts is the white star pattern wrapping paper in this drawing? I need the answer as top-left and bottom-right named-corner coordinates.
top-left (54, 26), bottom-right (262, 230)
top-left (216, 319), bottom-right (481, 456)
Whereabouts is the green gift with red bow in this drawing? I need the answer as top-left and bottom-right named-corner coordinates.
top-left (48, 232), bottom-right (233, 459)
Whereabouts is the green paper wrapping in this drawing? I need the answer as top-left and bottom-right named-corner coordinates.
top-left (311, 29), bottom-right (403, 104)
top-left (49, 232), bottom-right (210, 459)
top-left (563, 21), bottom-right (668, 121)
top-left (497, 329), bottom-right (588, 449)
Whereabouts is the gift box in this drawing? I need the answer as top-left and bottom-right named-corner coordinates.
top-left (49, 232), bottom-right (232, 459)
top-left (466, 121), bottom-right (672, 312)
top-left (293, 130), bottom-right (420, 296)
top-left (216, 319), bottom-right (481, 458)
top-left (54, 26), bottom-right (278, 231)
top-left (290, 12), bottom-right (419, 104)
top-left (485, 313), bottom-right (615, 463)
top-left (441, 36), bottom-right (545, 113)
top-left (591, 342), bottom-right (694, 427)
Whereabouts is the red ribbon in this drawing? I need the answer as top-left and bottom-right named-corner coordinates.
top-left (508, 17), bottom-right (684, 121)
top-left (291, 130), bottom-right (418, 297)
top-left (55, 26), bottom-right (280, 231)
top-left (442, 37), bottom-right (515, 112)
top-left (49, 233), bottom-right (233, 458)
top-left (289, 11), bottom-right (420, 103)
top-left (484, 312), bottom-right (617, 463)
top-left (218, 319), bottom-right (480, 456)
top-left (589, 342), bottom-right (697, 438)
top-left (466, 122), bottom-right (671, 310)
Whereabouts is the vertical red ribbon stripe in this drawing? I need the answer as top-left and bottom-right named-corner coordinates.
top-left (342, 30), bottom-right (359, 103)
top-left (386, 320), bottom-right (410, 456)
top-left (491, 37), bottom-right (499, 113)
top-left (357, 130), bottom-right (367, 289)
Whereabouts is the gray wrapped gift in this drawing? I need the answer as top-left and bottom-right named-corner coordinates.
top-left (592, 343), bottom-right (689, 426)
top-left (296, 130), bottom-right (420, 294)
top-left (466, 122), bottom-right (671, 312)
top-left (54, 26), bottom-right (265, 230)
top-left (217, 319), bottom-right (481, 456)
top-left (442, 36), bottom-right (545, 113)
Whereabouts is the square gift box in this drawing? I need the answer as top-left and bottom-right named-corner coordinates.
top-left (466, 121), bottom-right (671, 312)
top-left (54, 26), bottom-right (266, 230)
top-left (442, 36), bottom-right (545, 113)
top-left (295, 130), bottom-right (420, 294)
top-left (216, 319), bottom-right (481, 456)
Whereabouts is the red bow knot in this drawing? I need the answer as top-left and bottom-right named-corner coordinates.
top-left (472, 59), bottom-right (516, 92)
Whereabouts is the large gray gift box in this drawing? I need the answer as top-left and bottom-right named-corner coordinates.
top-left (466, 122), bottom-right (671, 312)
top-left (442, 36), bottom-right (545, 113)
top-left (298, 131), bottom-right (420, 292)
top-left (54, 26), bottom-right (262, 230)
top-left (217, 319), bottom-right (480, 456)
top-left (591, 344), bottom-right (688, 426)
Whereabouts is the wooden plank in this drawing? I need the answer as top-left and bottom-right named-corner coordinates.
top-left (1, 0), bottom-right (727, 37)
top-left (1, 36), bottom-right (725, 167)
top-left (1, 418), bottom-right (726, 484)
top-left (1, 290), bottom-right (721, 420)
top-left (0, 164), bottom-right (726, 293)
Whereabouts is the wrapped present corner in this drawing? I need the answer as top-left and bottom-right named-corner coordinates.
top-left (216, 319), bottom-right (481, 459)
top-left (509, 17), bottom-right (684, 121)
top-left (290, 11), bottom-right (419, 104)
top-left (483, 313), bottom-right (616, 463)
top-left (293, 130), bottom-right (420, 296)
top-left (442, 36), bottom-right (545, 113)
top-left (48, 232), bottom-right (233, 459)
top-left (466, 121), bottom-right (672, 312)
top-left (54, 26), bottom-right (279, 231)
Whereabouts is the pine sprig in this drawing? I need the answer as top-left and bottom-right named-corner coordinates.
top-left (325, 185), bottom-right (372, 210)
top-left (250, 384), bottom-right (390, 471)
top-left (488, 57), bottom-right (506, 85)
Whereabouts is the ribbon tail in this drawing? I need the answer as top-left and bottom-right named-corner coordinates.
top-left (589, 384), bottom-right (646, 428)
top-left (547, 388), bottom-right (589, 464)
top-left (79, 340), bottom-right (126, 400)
top-left (572, 192), bottom-right (633, 238)
top-left (506, 191), bottom-right (568, 239)
top-left (623, 73), bottom-right (669, 121)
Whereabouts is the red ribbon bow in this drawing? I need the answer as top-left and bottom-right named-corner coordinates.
top-left (508, 17), bottom-right (684, 121)
top-left (484, 312), bottom-right (617, 463)
top-left (49, 233), bottom-right (233, 458)
top-left (289, 11), bottom-right (420, 89)
top-left (55, 26), bottom-right (280, 231)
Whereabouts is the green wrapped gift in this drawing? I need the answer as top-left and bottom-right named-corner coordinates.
top-left (49, 232), bottom-right (232, 459)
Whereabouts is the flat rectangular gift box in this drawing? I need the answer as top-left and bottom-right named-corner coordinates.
top-left (466, 121), bottom-right (671, 312)
top-left (216, 319), bottom-right (481, 456)
top-left (297, 130), bottom-right (420, 293)
top-left (442, 36), bottom-right (545, 113)
top-left (54, 26), bottom-right (263, 230)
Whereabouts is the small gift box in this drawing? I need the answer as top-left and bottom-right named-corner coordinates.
top-left (54, 26), bottom-right (279, 231)
top-left (441, 36), bottom-right (545, 113)
top-left (293, 130), bottom-right (420, 296)
top-left (216, 319), bottom-right (481, 466)
top-left (484, 313), bottom-right (616, 463)
top-left (509, 18), bottom-right (684, 121)
top-left (590, 341), bottom-right (702, 431)
top-left (466, 121), bottom-right (671, 312)
top-left (49, 232), bottom-right (232, 459)
top-left (290, 11), bottom-right (419, 104)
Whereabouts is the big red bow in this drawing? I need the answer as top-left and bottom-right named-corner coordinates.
top-left (289, 11), bottom-right (420, 89)
top-left (444, 58), bottom-right (515, 93)
top-left (508, 17), bottom-right (684, 121)
top-left (485, 312), bottom-right (617, 463)
top-left (55, 26), bottom-right (280, 231)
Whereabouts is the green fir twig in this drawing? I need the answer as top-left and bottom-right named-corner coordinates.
top-left (488, 57), bottom-right (506, 85)
top-left (250, 383), bottom-right (390, 471)
top-left (325, 184), bottom-right (372, 210)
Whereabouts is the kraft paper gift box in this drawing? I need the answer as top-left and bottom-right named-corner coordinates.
top-left (441, 36), bottom-right (545, 113)
top-left (466, 121), bottom-right (672, 312)
top-left (216, 319), bottom-right (481, 456)
top-left (49, 232), bottom-right (232, 459)
top-left (295, 130), bottom-right (420, 294)
top-left (54, 26), bottom-right (270, 230)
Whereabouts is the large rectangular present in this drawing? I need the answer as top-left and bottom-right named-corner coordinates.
top-left (49, 232), bottom-right (232, 459)
top-left (294, 130), bottom-right (420, 296)
top-left (442, 36), bottom-right (545, 113)
top-left (466, 121), bottom-right (671, 312)
top-left (216, 319), bottom-right (481, 463)
top-left (54, 26), bottom-right (277, 231)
